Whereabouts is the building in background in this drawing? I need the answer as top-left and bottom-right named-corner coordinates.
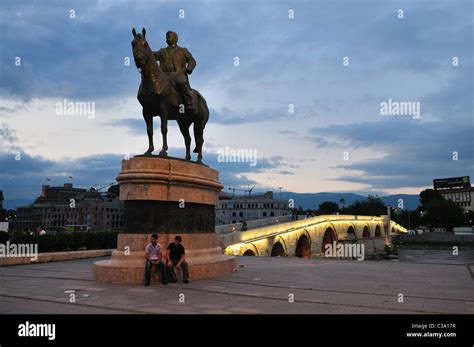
top-left (216, 191), bottom-right (291, 225)
top-left (433, 176), bottom-right (473, 212)
top-left (35, 183), bottom-right (87, 205)
top-left (16, 183), bottom-right (123, 232)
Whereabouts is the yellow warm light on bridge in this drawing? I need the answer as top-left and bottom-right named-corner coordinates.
top-left (224, 243), bottom-right (244, 256)
top-left (390, 221), bottom-right (408, 233)
top-left (222, 215), bottom-right (409, 254)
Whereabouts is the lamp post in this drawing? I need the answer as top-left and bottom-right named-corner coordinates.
top-left (278, 187), bottom-right (283, 218)
top-left (244, 193), bottom-right (248, 223)
top-left (408, 210), bottom-right (411, 230)
top-left (385, 205), bottom-right (392, 246)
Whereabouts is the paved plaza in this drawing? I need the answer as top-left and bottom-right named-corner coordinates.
top-left (0, 256), bottom-right (472, 314)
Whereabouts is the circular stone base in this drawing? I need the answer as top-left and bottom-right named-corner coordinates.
top-left (93, 233), bottom-right (236, 284)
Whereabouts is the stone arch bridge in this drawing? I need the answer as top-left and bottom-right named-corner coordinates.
top-left (218, 215), bottom-right (407, 258)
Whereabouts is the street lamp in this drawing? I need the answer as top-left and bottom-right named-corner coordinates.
top-left (407, 210), bottom-right (411, 230)
top-left (278, 187), bottom-right (284, 220)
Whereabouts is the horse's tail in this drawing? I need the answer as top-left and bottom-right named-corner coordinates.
top-left (191, 90), bottom-right (209, 156)
top-left (194, 89), bottom-right (209, 128)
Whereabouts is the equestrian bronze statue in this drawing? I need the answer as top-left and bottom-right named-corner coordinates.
top-left (131, 27), bottom-right (209, 162)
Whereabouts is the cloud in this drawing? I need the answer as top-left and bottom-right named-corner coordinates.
top-left (0, 106), bottom-right (18, 114)
top-left (104, 118), bottom-right (145, 135)
top-left (0, 145), bottom-right (287, 200)
top-left (0, 124), bottom-right (20, 151)
top-left (278, 170), bottom-right (294, 175)
top-left (209, 106), bottom-right (289, 125)
top-left (309, 118), bottom-right (474, 189)
top-left (279, 129), bottom-right (299, 136)
top-left (0, 0), bottom-right (472, 195)
top-left (0, 151), bottom-right (122, 200)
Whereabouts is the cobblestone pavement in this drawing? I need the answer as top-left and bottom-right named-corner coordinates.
top-left (0, 256), bottom-right (472, 314)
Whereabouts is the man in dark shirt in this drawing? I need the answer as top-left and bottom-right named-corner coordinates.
top-left (166, 236), bottom-right (189, 284)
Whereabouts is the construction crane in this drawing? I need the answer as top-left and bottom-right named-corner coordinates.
top-left (94, 182), bottom-right (117, 192)
top-left (226, 185), bottom-right (255, 197)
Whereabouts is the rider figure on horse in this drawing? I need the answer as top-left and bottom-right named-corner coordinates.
top-left (153, 31), bottom-right (197, 113)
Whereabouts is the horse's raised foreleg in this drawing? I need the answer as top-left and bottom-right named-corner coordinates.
top-left (143, 110), bottom-right (154, 156)
top-left (177, 119), bottom-right (192, 160)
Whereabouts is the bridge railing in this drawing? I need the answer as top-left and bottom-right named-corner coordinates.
top-left (390, 220), bottom-right (408, 233)
top-left (215, 215), bottom-right (293, 234)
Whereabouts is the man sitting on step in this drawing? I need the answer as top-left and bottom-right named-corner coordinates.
top-left (144, 233), bottom-right (168, 286)
top-left (166, 236), bottom-right (189, 284)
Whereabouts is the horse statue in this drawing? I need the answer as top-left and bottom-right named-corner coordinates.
top-left (131, 27), bottom-right (209, 162)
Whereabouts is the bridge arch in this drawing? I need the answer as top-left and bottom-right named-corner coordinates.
top-left (295, 233), bottom-right (311, 258)
top-left (391, 227), bottom-right (395, 234)
top-left (241, 243), bottom-right (259, 256)
top-left (375, 224), bottom-right (382, 237)
top-left (347, 225), bottom-right (356, 237)
top-left (271, 241), bottom-right (286, 257)
top-left (321, 226), bottom-right (337, 253)
top-left (362, 225), bottom-right (371, 238)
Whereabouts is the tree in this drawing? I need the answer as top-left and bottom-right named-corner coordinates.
top-left (0, 190), bottom-right (6, 221)
top-left (297, 206), bottom-right (305, 215)
top-left (391, 208), bottom-right (421, 229)
top-left (464, 211), bottom-right (474, 227)
top-left (346, 195), bottom-right (386, 216)
top-left (418, 188), bottom-right (469, 229)
top-left (391, 208), bottom-right (405, 227)
top-left (419, 189), bottom-right (443, 207)
top-left (0, 209), bottom-right (7, 221)
top-left (410, 207), bottom-right (422, 228)
top-left (421, 198), bottom-right (465, 230)
top-left (318, 201), bottom-right (339, 214)
top-left (107, 184), bottom-right (120, 198)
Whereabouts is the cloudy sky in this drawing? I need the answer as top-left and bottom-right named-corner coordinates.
top-left (0, 0), bottom-right (473, 202)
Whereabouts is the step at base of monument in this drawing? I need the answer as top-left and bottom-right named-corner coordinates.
top-left (93, 233), bottom-right (236, 284)
top-left (94, 257), bottom-right (236, 284)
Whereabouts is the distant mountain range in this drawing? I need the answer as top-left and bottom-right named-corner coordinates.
top-left (3, 193), bottom-right (420, 211)
top-left (279, 192), bottom-right (420, 211)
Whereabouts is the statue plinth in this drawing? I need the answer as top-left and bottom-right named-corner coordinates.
top-left (94, 156), bottom-right (236, 283)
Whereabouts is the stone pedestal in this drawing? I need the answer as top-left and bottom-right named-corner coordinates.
top-left (94, 156), bottom-right (236, 284)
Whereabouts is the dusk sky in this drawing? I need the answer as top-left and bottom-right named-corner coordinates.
top-left (0, 0), bottom-right (473, 202)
